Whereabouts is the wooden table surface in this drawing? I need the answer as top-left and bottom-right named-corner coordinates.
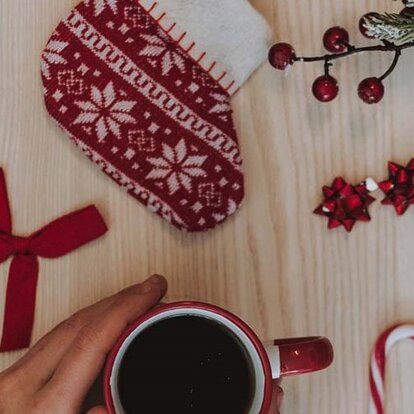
top-left (2, 0), bottom-right (414, 412)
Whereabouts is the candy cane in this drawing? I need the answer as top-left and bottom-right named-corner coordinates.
top-left (369, 324), bottom-right (414, 414)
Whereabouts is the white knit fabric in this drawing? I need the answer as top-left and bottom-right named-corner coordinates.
top-left (138, 0), bottom-right (272, 95)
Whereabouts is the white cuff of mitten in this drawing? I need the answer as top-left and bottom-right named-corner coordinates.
top-left (137, 0), bottom-right (273, 95)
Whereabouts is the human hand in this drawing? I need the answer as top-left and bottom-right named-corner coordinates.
top-left (0, 275), bottom-right (168, 414)
top-left (0, 274), bottom-right (283, 413)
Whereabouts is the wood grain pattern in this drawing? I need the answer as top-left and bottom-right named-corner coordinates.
top-left (1, 0), bottom-right (414, 412)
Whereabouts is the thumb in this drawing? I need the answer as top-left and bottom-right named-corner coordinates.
top-left (86, 406), bottom-right (109, 414)
top-left (269, 381), bottom-right (284, 413)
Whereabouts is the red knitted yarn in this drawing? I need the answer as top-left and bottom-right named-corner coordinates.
top-left (41, 0), bottom-right (244, 231)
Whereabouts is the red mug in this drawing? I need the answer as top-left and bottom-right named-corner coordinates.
top-left (104, 302), bottom-right (334, 414)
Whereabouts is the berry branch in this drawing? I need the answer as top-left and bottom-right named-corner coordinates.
top-left (379, 49), bottom-right (402, 81)
top-left (296, 41), bottom-right (411, 83)
top-left (295, 42), bottom-right (413, 65)
top-left (268, 0), bottom-right (414, 104)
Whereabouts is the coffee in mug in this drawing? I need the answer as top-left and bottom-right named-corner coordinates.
top-left (105, 302), bottom-right (334, 414)
top-left (118, 315), bottom-right (254, 413)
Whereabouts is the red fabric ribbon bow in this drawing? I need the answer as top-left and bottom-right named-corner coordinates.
top-left (0, 169), bottom-right (108, 352)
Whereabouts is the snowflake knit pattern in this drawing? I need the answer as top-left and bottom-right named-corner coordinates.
top-left (42, 0), bottom-right (249, 232)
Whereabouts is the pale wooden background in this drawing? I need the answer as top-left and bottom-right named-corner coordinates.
top-left (1, 0), bottom-right (414, 413)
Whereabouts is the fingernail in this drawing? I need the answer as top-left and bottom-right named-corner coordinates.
top-left (140, 275), bottom-right (164, 294)
top-left (148, 274), bottom-right (165, 285)
top-left (141, 283), bottom-right (153, 294)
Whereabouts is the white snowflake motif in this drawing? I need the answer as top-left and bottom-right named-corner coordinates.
top-left (41, 40), bottom-right (68, 80)
top-left (139, 31), bottom-right (186, 76)
top-left (74, 82), bottom-right (136, 142)
top-left (209, 93), bottom-right (231, 115)
top-left (86, 0), bottom-right (118, 16)
top-left (146, 140), bottom-right (207, 195)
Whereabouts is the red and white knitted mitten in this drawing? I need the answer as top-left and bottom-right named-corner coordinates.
top-left (41, 0), bottom-right (271, 231)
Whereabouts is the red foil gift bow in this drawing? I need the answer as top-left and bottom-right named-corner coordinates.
top-left (0, 169), bottom-right (108, 352)
top-left (379, 160), bottom-right (414, 215)
top-left (314, 177), bottom-right (376, 232)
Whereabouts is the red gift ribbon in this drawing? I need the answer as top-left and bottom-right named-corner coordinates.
top-left (0, 169), bottom-right (108, 352)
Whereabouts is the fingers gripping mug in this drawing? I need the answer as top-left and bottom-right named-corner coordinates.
top-left (104, 302), bottom-right (334, 414)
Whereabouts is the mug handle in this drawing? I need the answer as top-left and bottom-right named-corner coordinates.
top-left (264, 336), bottom-right (334, 378)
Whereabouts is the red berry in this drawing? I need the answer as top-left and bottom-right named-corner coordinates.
top-left (359, 12), bottom-right (380, 39)
top-left (268, 43), bottom-right (296, 70)
top-left (312, 75), bottom-right (339, 102)
top-left (358, 77), bottom-right (384, 104)
top-left (323, 27), bottom-right (349, 53)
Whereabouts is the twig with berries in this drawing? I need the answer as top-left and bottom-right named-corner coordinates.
top-left (269, 0), bottom-right (414, 104)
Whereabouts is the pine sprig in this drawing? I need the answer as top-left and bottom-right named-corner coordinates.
top-left (364, 1), bottom-right (414, 42)
top-left (365, 13), bottom-right (414, 42)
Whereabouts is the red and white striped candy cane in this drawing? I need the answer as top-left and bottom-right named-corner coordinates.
top-left (369, 324), bottom-right (414, 414)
